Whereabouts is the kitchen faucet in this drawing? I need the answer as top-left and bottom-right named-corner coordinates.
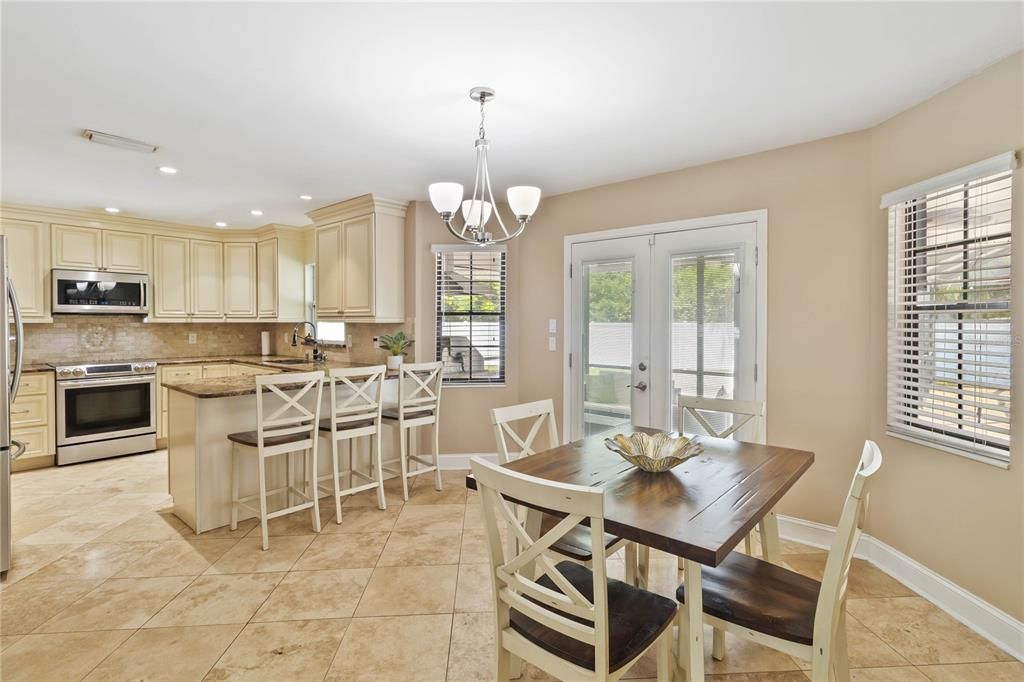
top-left (290, 321), bottom-right (326, 362)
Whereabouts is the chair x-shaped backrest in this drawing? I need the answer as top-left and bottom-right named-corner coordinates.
top-left (327, 365), bottom-right (386, 431)
top-left (490, 399), bottom-right (560, 464)
top-left (255, 370), bottom-right (325, 447)
top-left (677, 396), bottom-right (765, 441)
top-left (397, 361), bottom-right (443, 419)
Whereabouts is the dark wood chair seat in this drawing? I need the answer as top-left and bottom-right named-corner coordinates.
top-left (676, 551), bottom-right (821, 645)
top-left (227, 429), bottom-right (311, 448)
top-left (540, 513), bottom-right (624, 563)
top-left (317, 417), bottom-right (376, 432)
top-left (381, 406), bottom-right (434, 420)
top-left (510, 561), bottom-right (676, 672)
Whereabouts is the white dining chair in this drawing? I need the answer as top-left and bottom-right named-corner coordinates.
top-left (676, 440), bottom-right (883, 682)
top-left (676, 396), bottom-right (771, 562)
top-left (228, 370), bottom-right (325, 550)
top-left (316, 365), bottom-right (388, 523)
top-left (471, 455), bottom-right (677, 682)
top-left (381, 361), bottom-right (444, 501)
top-left (490, 400), bottom-right (646, 587)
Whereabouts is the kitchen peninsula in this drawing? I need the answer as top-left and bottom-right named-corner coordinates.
top-left (163, 358), bottom-right (400, 533)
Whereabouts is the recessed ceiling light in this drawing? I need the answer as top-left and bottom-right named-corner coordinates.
top-left (299, 194), bottom-right (312, 201)
top-left (158, 166), bottom-right (178, 174)
top-left (215, 221), bottom-right (227, 228)
top-left (250, 209), bottom-right (264, 216)
top-left (104, 207), bottom-right (120, 213)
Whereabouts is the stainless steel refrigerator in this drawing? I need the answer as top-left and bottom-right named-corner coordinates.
top-left (1, 236), bottom-right (26, 573)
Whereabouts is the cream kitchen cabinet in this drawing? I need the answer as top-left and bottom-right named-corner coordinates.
top-left (191, 240), bottom-right (224, 318)
top-left (10, 372), bottom-right (55, 471)
top-left (230, 364), bottom-right (280, 377)
top-left (52, 224), bottom-right (149, 273)
top-left (309, 195), bottom-right (407, 323)
top-left (256, 236), bottom-right (306, 322)
top-left (315, 223), bottom-right (341, 316)
top-left (0, 218), bottom-right (50, 321)
top-left (158, 364), bottom-right (202, 439)
top-left (152, 236), bottom-right (224, 320)
top-left (201, 363), bottom-right (233, 378)
top-left (224, 242), bottom-right (257, 318)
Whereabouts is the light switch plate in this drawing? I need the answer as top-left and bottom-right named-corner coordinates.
top-left (548, 319), bottom-right (557, 333)
top-left (548, 336), bottom-right (557, 351)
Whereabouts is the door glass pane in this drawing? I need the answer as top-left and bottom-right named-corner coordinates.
top-left (583, 260), bottom-right (633, 437)
top-left (671, 249), bottom-right (740, 433)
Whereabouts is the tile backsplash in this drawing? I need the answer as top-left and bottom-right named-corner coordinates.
top-left (22, 316), bottom-right (413, 365)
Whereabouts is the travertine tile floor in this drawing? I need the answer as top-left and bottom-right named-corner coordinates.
top-left (1, 450), bottom-right (1021, 681)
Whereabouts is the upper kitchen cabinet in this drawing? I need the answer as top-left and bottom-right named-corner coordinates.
top-left (308, 195), bottom-right (407, 323)
top-left (52, 224), bottom-right (149, 273)
top-left (224, 242), bottom-right (256, 318)
top-left (152, 236), bottom-right (223, 320)
top-left (0, 218), bottom-right (50, 321)
top-left (190, 240), bottom-right (224, 318)
top-left (257, 235), bottom-right (306, 321)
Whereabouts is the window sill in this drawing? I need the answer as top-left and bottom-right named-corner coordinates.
top-left (884, 430), bottom-right (1010, 470)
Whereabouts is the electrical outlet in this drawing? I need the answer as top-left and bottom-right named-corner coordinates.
top-left (372, 336), bottom-right (379, 345)
top-left (346, 335), bottom-right (353, 348)
top-left (188, 332), bottom-right (197, 345)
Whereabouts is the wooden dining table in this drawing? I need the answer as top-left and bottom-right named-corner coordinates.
top-left (464, 426), bottom-right (814, 680)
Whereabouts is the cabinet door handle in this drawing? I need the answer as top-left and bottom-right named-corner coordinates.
top-left (11, 408), bottom-right (30, 415)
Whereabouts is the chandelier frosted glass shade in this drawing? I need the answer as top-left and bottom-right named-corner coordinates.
top-left (507, 186), bottom-right (542, 218)
top-left (428, 182), bottom-right (464, 215)
top-left (428, 87), bottom-right (541, 246)
top-left (461, 199), bottom-right (493, 227)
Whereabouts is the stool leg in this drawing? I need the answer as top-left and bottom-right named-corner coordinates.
top-left (432, 421), bottom-right (442, 491)
top-left (331, 434), bottom-right (342, 524)
top-left (373, 432), bottom-right (386, 510)
top-left (230, 443), bottom-right (239, 531)
top-left (398, 425), bottom-right (410, 502)
top-left (257, 453), bottom-right (270, 551)
top-left (286, 451), bottom-right (294, 507)
top-left (309, 447), bottom-right (321, 534)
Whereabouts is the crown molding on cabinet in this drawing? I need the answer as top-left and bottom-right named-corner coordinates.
top-left (306, 194), bottom-right (408, 224)
top-left (0, 202), bottom-right (311, 241)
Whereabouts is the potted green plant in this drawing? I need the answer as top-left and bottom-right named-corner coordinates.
top-left (379, 331), bottom-right (413, 370)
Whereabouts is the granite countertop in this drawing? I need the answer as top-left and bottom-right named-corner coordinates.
top-left (23, 363), bottom-right (54, 373)
top-left (162, 357), bottom-right (398, 398)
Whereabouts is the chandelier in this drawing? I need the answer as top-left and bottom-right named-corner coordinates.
top-left (428, 87), bottom-right (541, 247)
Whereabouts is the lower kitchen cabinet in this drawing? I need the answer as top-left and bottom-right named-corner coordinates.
top-left (11, 372), bottom-right (55, 471)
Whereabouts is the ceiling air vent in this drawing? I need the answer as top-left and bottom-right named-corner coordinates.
top-left (81, 129), bottom-right (159, 153)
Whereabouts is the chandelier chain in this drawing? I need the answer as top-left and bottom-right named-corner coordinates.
top-left (478, 96), bottom-right (487, 140)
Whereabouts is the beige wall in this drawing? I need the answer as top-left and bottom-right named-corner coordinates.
top-left (426, 51), bottom-right (1023, 617)
top-left (866, 52), bottom-right (1024, 619)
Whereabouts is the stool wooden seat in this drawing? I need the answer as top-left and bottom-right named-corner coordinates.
top-left (228, 371), bottom-right (324, 550)
top-left (380, 361), bottom-right (443, 501)
top-left (316, 366), bottom-right (388, 523)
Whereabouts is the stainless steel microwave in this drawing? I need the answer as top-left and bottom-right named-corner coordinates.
top-left (52, 269), bottom-right (149, 314)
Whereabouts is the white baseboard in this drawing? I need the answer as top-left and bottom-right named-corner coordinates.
top-left (778, 515), bottom-right (1024, 662)
top-left (438, 453), bottom-right (497, 470)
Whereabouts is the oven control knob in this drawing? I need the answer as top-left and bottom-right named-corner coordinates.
top-left (58, 368), bottom-right (72, 378)
top-left (132, 364), bottom-right (141, 373)
top-left (72, 367), bottom-right (86, 377)
top-left (146, 363), bottom-right (156, 372)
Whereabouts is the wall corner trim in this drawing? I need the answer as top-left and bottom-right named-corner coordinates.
top-left (778, 515), bottom-right (1024, 662)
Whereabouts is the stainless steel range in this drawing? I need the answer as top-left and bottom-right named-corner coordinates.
top-left (51, 360), bottom-right (157, 465)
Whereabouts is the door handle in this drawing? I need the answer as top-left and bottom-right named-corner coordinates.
top-left (10, 440), bottom-right (26, 460)
top-left (627, 381), bottom-right (648, 392)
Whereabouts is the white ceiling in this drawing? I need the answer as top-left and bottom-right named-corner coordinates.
top-left (2, 2), bottom-right (1021, 229)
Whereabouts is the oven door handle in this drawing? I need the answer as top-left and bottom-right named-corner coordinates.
top-left (58, 375), bottom-right (156, 388)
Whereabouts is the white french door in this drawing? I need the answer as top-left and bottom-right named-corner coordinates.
top-left (567, 216), bottom-right (763, 442)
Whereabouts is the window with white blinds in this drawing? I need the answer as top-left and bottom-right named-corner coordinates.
top-left (885, 155), bottom-right (1015, 465)
top-left (435, 247), bottom-right (507, 385)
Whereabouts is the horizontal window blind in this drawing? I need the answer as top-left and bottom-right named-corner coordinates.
top-left (886, 167), bottom-right (1013, 463)
top-left (435, 249), bottom-right (506, 385)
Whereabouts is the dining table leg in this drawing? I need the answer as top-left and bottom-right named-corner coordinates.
top-left (758, 508), bottom-right (782, 564)
top-left (678, 559), bottom-right (705, 682)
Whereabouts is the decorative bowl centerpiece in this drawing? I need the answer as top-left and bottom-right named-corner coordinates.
top-left (604, 431), bottom-right (703, 473)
